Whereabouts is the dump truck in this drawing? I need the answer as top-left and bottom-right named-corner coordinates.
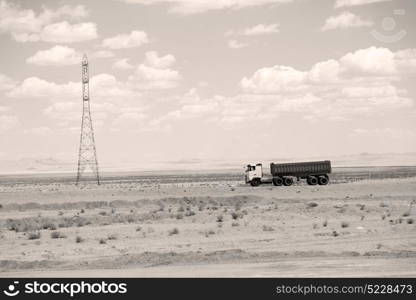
top-left (245, 160), bottom-right (331, 187)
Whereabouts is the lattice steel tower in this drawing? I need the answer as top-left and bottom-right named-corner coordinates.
top-left (76, 54), bottom-right (100, 185)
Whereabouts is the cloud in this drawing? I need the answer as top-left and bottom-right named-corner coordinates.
top-left (7, 77), bottom-right (79, 99)
top-left (350, 128), bottom-right (416, 138)
top-left (24, 126), bottom-right (52, 136)
top-left (112, 58), bottom-right (134, 70)
top-left (26, 45), bottom-right (82, 66)
top-left (0, 115), bottom-right (19, 133)
top-left (227, 23), bottom-right (280, 37)
top-left (149, 47), bottom-right (415, 128)
top-left (335, 0), bottom-right (391, 8)
top-left (102, 30), bottom-right (149, 49)
top-left (128, 51), bottom-right (181, 89)
top-left (0, 74), bottom-right (16, 91)
top-left (39, 21), bottom-right (97, 43)
top-left (241, 65), bottom-right (308, 93)
top-left (227, 39), bottom-right (248, 49)
top-left (0, 1), bottom-right (95, 43)
top-left (121, 0), bottom-right (293, 14)
top-left (321, 11), bottom-right (373, 31)
top-left (91, 50), bottom-right (115, 59)
top-left (144, 51), bottom-right (175, 69)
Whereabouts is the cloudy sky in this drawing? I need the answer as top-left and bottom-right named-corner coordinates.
top-left (0, 0), bottom-right (415, 167)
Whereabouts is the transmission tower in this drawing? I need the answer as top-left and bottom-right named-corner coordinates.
top-left (76, 54), bottom-right (100, 185)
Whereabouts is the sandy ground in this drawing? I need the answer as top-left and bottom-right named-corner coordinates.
top-left (0, 173), bottom-right (415, 277)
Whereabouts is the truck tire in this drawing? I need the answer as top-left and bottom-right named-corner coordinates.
top-left (283, 177), bottom-right (293, 186)
top-left (272, 177), bottom-right (283, 186)
top-left (318, 175), bottom-right (329, 185)
top-left (250, 178), bottom-right (261, 187)
top-left (307, 176), bottom-right (318, 185)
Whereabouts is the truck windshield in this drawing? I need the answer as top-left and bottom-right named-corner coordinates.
top-left (246, 165), bottom-right (255, 171)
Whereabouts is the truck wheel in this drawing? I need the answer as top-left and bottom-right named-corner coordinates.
top-left (307, 176), bottom-right (318, 185)
top-left (272, 177), bottom-right (283, 186)
top-left (318, 176), bottom-right (329, 185)
top-left (250, 178), bottom-right (261, 187)
top-left (283, 177), bottom-right (293, 186)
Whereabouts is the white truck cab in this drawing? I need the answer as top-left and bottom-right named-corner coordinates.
top-left (245, 163), bottom-right (263, 185)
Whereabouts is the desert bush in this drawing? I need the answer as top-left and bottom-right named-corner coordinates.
top-left (307, 202), bottom-right (318, 208)
top-left (169, 228), bottom-right (179, 236)
top-left (379, 203), bottom-right (389, 208)
top-left (80, 209), bottom-right (85, 214)
top-left (231, 212), bottom-right (240, 220)
top-left (341, 221), bottom-right (349, 228)
top-left (176, 213), bottom-right (184, 220)
top-left (177, 206), bottom-right (185, 212)
top-left (403, 211), bottom-right (411, 217)
top-left (42, 222), bottom-right (57, 230)
top-left (136, 226), bottom-right (142, 231)
top-left (99, 238), bottom-right (106, 244)
top-left (323, 220), bottom-right (328, 227)
top-left (185, 210), bottom-right (195, 217)
top-left (407, 218), bottom-right (414, 224)
top-left (332, 231), bottom-right (339, 237)
top-left (28, 232), bottom-right (41, 240)
top-left (107, 234), bottom-right (117, 240)
top-left (51, 231), bottom-right (66, 239)
top-left (231, 222), bottom-right (239, 227)
top-left (98, 211), bottom-right (107, 216)
top-left (75, 236), bottom-right (84, 243)
top-left (262, 225), bottom-right (274, 232)
top-left (313, 223), bottom-right (318, 229)
top-left (58, 211), bottom-right (64, 216)
top-left (216, 215), bottom-right (223, 222)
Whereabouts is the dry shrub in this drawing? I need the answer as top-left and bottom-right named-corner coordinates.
top-left (402, 211), bottom-right (411, 217)
top-left (216, 215), bottom-right (224, 223)
top-left (231, 222), bottom-right (239, 227)
top-left (176, 213), bottom-right (184, 220)
top-left (51, 231), bottom-right (66, 239)
top-left (107, 234), bottom-right (117, 240)
top-left (169, 228), bottom-right (179, 236)
top-left (262, 225), bottom-right (274, 232)
top-left (75, 236), bottom-right (84, 243)
top-left (28, 232), bottom-right (41, 240)
top-left (185, 210), bottom-right (195, 217)
top-left (341, 221), bottom-right (349, 228)
top-left (307, 202), bottom-right (318, 208)
top-left (99, 238), bottom-right (106, 244)
top-left (407, 218), bottom-right (414, 224)
top-left (323, 220), bottom-right (328, 227)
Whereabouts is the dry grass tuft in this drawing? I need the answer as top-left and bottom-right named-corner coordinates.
top-left (262, 225), bottom-right (274, 232)
top-left (51, 231), bottom-right (66, 239)
top-left (169, 228), bottom-right (179, 236)
top-left (28, 232), bottom-right (41, 240)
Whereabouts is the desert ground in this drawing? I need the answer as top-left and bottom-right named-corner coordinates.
top-left (0, 167), bottom-right (415, 277)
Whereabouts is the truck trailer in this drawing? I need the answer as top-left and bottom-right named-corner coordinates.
top-left (245, 160), bottom-right (331, 187)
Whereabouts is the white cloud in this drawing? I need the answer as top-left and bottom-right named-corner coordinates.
top-left (39, 21), bottom-right (97, 43)
top-left (0, 106), bottom-right (10, 112)
top-left (340, 46), bottom-right (396, 75)
top-left (335, 0), bottom-right (391, 8)
top-left (0, 115), bottom-right (19, 133)
top-left (128, 51), bottom-right (181, 89)
top-left (121, 0), bottom-right (293, 14)
top-left (241, 65), bottom-right (308, 93)
top-left (226, 23), bottom-right (279, 37)
top-left (24, 126), bottom-right (52, 136)
top-left (144, 51), bottom-right (175, 69)
top-left (26, 45), bottom-right (81, 66)
top-left (0, 1), bottom-right (95, 43)
top-left (350, 128), bottom-right (416, 138)
top-left (321, 11), bottom-right (373, 31)
top-left (0, 74), bottom-right (16, 91)
top-left (112, 58), bottom-right (134, 70)
top-left (243, 23), bottom-right (280, 36)
top-left (7, 77), bottom-right (79, 99)
top-left (227, 39), bottom-right (248, 49)
top-left (91, 50), bottom-right (115, 59)
top-left (102, 30), bottom-right (149, 49)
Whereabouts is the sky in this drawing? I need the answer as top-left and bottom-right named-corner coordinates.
top-left (0, 0), bottom-right (415, 168)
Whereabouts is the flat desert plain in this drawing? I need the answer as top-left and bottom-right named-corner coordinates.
top-left (0, 168), bottom-right (415, 277)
